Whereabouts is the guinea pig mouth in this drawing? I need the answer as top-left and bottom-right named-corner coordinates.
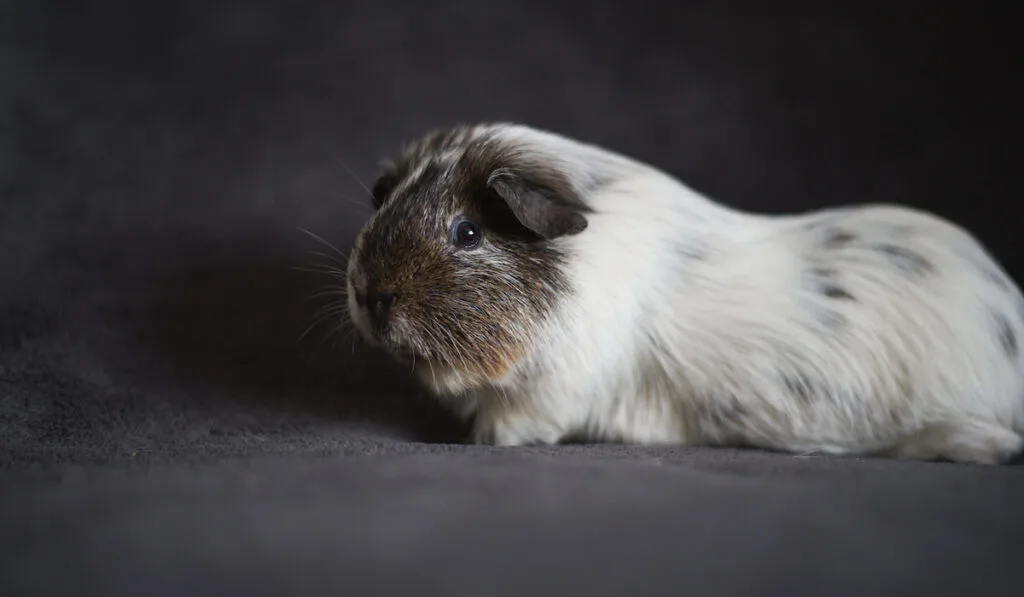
top-left (368, 322), bottom-right (432, 363)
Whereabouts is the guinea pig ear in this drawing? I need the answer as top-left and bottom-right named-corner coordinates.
top-left (486, 169), bottom-right (590, 239)
top-left (370, 168), bottom-right (400, 210)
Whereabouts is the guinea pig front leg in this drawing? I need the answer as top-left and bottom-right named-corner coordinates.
top-left (469, 396), bottom-right (567, 447)
top-left (885, 419), bottom-right (1024, 465)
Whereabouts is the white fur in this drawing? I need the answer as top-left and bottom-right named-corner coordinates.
top-left (355, 124), bottom-right (1024, 464)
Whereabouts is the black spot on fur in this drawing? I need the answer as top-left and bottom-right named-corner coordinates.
top-left (703, 398), bottom-right (749, 430)
top-left (993, 311), bottom-right (1018, 359)
top-left (982, 266), bottom-right (1012, 291)
top-left (822, 285), bottom-right (854, 300)
top-left (783, 373), bottom-right (814, 403)
top-left (823, 229), bottom-right (856, 248)
top-left (808, 267), bottom-right (856, 301)
top-left (874, 244), bottom-right (934, 276)
top-left (674, 239), bottom-right (707, 261)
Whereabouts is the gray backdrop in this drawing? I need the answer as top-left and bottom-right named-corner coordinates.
top-left (2, 1), bottom-right (1022, 596)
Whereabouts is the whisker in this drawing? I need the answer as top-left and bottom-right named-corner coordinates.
top-left (307, 288), bottom-right (350, 301)
top-left (327, 190), bottom-right (373, 213)
top-left (291, 263), bottom-right (347, 276)
top-left (298, 319), bottom-right (329, 344)
top-left (300, 308), bottom-right (358, 368)
top-left (300, 305), bottom-right (351, 342)
top-left (419, 326), bottom-right (446, 365)
top-left (427, 360), bottom-right (438, 391)
top-left (309, 302), bottom-right (343, 321)
top-left (308, 249), bottom-right (349, 267)
top-left (310, 303), bottom-right (351, 323)
top-left (323, 321), bottom-right (357, 354)
top-left (335, 157), bottom-right (374, 199)
top-left (312, 320), bottom-right (353, 357)
top-left (422, 325), bottom-right (448, 365)
top-left (438, 324), bottom-right (474, 383)
top-left (496, 384), bottom-right (512, 410)
top-left (293, 267), bottom-right (348, 282)
top-left (296, 227), bottom-right (348, 260)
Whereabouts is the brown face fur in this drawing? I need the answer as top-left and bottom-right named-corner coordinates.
top-left (347, 125), bottom-right (591, 390)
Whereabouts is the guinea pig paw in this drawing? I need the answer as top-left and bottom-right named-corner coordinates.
top-left (469, 413), bottom-right (563, 447)
top-left (469, 422), bottom-right (496, 446)
top-left (890, 419), bottom-right (1024, 465)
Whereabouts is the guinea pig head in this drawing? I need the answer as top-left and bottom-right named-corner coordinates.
top-left (346, 127), bottom-right (592, 395)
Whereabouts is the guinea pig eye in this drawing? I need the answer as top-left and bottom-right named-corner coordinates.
top-left (451, 219), bottom-right (482, 249)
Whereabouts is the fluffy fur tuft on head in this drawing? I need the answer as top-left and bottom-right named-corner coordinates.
top-left (345, 122), bottom-right (1024, 465)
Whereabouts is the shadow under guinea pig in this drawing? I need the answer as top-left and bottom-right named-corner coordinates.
top-left (114, 230), bottom-right (468, 444)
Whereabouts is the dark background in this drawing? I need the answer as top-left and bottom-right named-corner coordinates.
top-left (2, 1), bottom-right (1022, 596)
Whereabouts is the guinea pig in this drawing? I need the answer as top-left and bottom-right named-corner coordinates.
top-left (344, 122), bottom-right (1024, 465)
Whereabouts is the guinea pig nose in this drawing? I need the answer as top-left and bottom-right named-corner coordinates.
top-left (366, 291), bottom-right (398, 325)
